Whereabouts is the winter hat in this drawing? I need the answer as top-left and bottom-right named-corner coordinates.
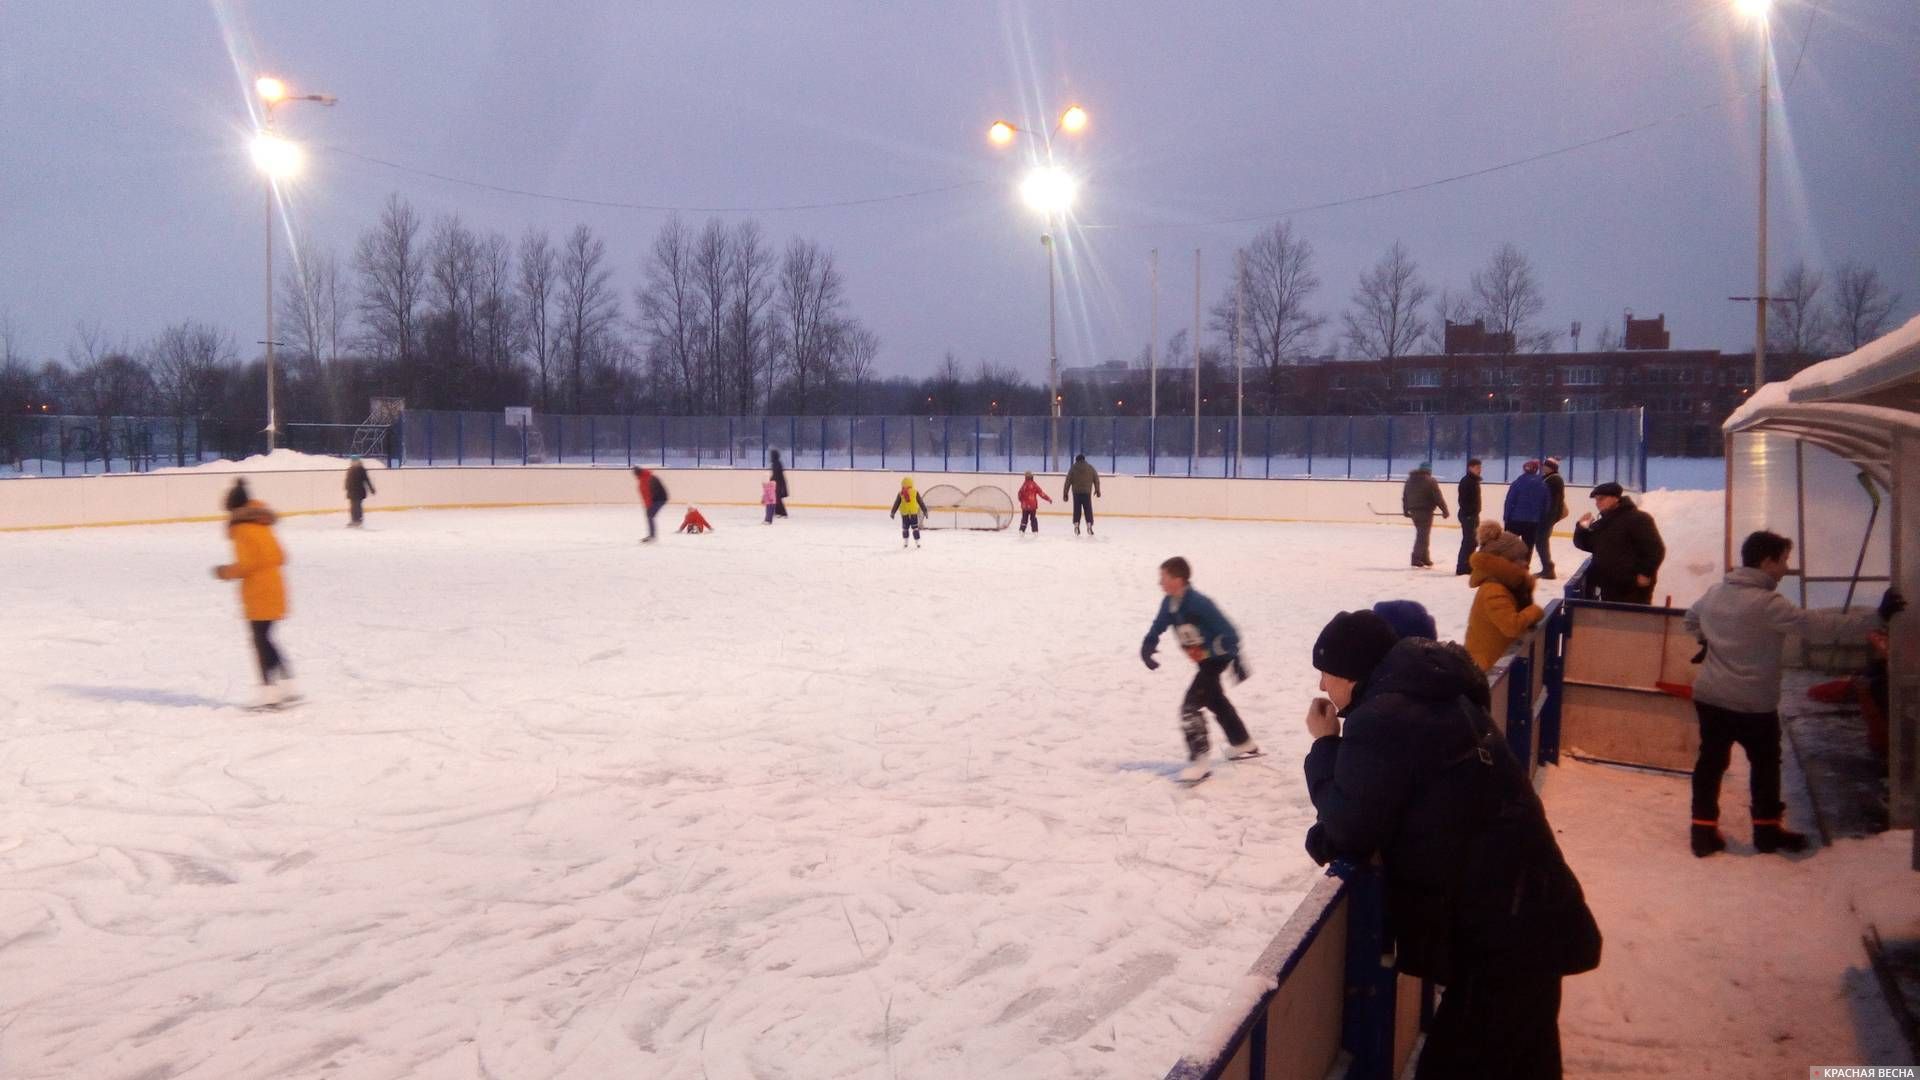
top-left (1523, 459), bottom-right (1541, 472)
top-left (1483, 531), bottom-right (1530, 565)
top-left (1371, 599), bottom-right (1437, 641)
top-left (1543, 456), bottom-right (1560, 472)
top-left (224, 478), bottom-right (250, 512)
top-left (1417, 461), bottom-right (1431, 472)
top-left (901, 476), bottom-right (915, 488)
top-left (1475, 520), bottom-right (1506, 548)
top-left (1312, 610), bottom-right (1401, 682)
top-left (1590, 481), bottom-right (1624, 499)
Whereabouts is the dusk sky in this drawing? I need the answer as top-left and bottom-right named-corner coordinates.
top-left (3, 0), bottom-right (1916, 381)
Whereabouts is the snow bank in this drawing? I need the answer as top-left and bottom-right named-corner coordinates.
top-left (1633, 489), bottom-right (1726, 607)
top-left (151, 448), bottom-right (383, 475)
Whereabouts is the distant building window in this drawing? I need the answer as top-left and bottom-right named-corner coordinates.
top-left (1679, 370), bottom-right (1692, 384)
top-left (1405, 368), bottom-right (1442, 388)
top-left (1562, 366), bottom-right (1606, 387)
top-left (1332, 375), bottom-right (1348, 390)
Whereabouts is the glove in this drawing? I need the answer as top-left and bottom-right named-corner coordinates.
top-left (1230, 656), bottom-right (1249, 683)
top-left (1880, 589), bottom-right (1907, 622)
top-left (1441, 509), bottom-right (1450, 520)
top-left (1690, 641), bottom-right (1707, 664)
top-left (1140, 642), bottom-right (1160, 671)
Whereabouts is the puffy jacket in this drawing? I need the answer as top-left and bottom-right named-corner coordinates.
top-left (1402, 469), bottom-right (1449, 516)
top-left (345, 462), bottom-right (376, 500)
top-left (636, 471), bottom-right (668, 510)
top-left (1017, 478), bottom-right (1052, 511)
top-left (762, 481), bottom-right (778, 506)
top-left (1457, 471), bottom-right (1482, 519)
top-left (890, 485), bottom-right (925, 516)
top-left (1544, 472), bottom-right (1567, 523)
top-left (217, 502), bottom-right (288, 622)
top-left (1063, 460), bottom-right (1101, 498)
top-left (1464, 552), bottom-right (1543, 670)
top-left (1684, 567), bottom-right (1880, 713)
top-left (770, 456), bottom-right (789, 499)
top-left (1304, 639), bottom-right (1601, 983)
top-left (1502, 472), bottom-right (1550, 524)
top-left (1571, 497), bottom-right (1665, 601)
top-left (1142, 587), bottom-right (1239, 663)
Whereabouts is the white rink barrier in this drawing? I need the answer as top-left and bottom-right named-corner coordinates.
top-left (0, 466), bottom-right (1578, 532)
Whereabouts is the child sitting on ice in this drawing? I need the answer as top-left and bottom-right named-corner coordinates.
top-left (676, 507), bottom-right (713, 534)
top-left (762, 480), bottom-right (779, 524)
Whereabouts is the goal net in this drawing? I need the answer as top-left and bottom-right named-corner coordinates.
top-left (920, 483), bottom-right (1016, 531)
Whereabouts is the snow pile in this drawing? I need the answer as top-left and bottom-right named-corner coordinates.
top-left (0, 506), bottom-right (1483, 1078)
top-left (1632, 489), bottom-right (1726, 608)
top-left (152, 448), bottom-right (382, 475)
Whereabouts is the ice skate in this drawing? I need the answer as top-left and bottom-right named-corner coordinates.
top-left (1175, 757), bottom-right (1212, 784)
top-left (1226, 741), bottom-right (1262, 761)
top-left (246, 684), bottom-right (282, 711)
top-left (1074, 523), bottom-right (1081, 535)
top-left (275, 678), bottom-right (304, 707)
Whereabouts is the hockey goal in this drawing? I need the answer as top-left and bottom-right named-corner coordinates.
top-left (919, 484), bottom-right (1016, 531)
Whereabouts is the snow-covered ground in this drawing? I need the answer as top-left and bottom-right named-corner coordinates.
top-left (0, 506), bottom-right (1494, 1079)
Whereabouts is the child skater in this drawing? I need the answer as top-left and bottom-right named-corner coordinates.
top-left (1140, 556), bottom-right (1259, 783)
top-left (1016, 470), bottom-right (1052, 534)
top-left (889, 476), bottom-right (925, 549)
top-left (213, 478), bottom-right (300, 708)
top-left (762, 479), bottom-right (779, 524)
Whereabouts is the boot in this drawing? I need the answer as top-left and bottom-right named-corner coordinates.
top-left (1753, 820), bottom-right (1808, 854)
top-left (1690, 821), bottom-right (1725, 857)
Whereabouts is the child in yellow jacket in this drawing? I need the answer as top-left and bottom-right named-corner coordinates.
top-left (214, 479), bottom-right (298, 707)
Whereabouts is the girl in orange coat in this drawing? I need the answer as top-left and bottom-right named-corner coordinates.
top-left (214, 479), bottom-right (297, 707)
top-left (1464, 520), bottom-right (1544, 671)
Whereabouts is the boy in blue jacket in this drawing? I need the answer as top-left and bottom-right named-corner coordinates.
top-left (1141, 556), bottom-right (1260, 782)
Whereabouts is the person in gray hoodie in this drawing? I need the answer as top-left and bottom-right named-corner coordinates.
top-left (1683, 530), bottom-right (1905, 856)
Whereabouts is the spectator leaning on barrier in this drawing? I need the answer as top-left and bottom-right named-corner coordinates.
top-left (1571, 482), bottom-right (1664, 604)
top-left (1303, 609), bottom-right (1600, 1080)
top-left (1401, 462), bottom-right (1450, 569)
top-left (1454, 459), bottom-right (1483, 576)
top-left (1683, 530), bottom-right (1906, 857)
top-left (1465, 522), bottom-right (1545, 672)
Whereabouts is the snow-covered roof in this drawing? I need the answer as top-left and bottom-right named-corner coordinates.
top-left (1723, 313), bottom-right (1920, 486)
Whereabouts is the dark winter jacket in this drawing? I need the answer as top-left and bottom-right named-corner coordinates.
top-left (770, 455), bottom-right (788, 499)
top-left (1401, 469), bottom-right (1449, 517)
top-left (1502, 471), bottom-right (1550, 524)
top-left (1063, 460), bottom-right (1101, 499)
top-left (345, 462), bottom-right (375, 500)
top-left (636, 471), bottom-right (668, 511)
top-left (1304, 639), bottom-right (1601, 983)
top-left (1572, 497), bottom-right (1665, 602)
top-left (1142, 587), bottom-right (1239, 663)
top-left (1544, 471), bottom-right (1567, 523)
top-left (1457, 471), bottom-right (1481, 519)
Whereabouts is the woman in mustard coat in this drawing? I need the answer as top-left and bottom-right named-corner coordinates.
top-left (1465, 521), bottom-right (1545, 671)
top-left (214, 479), bottom-right (297, 706)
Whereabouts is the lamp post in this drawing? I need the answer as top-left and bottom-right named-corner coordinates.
top-left (252, 76), bottom-right (334, 453)
top-left (988, 105), bottom-right (1088, 472)
top-left (1736, 0), bottom-right (1771, 390)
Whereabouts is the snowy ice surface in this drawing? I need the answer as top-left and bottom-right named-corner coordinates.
top-left (0, 506), bottom-right (1498, 1079)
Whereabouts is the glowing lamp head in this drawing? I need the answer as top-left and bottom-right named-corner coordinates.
top-left (1020, 166), bottom-right (1077, 214)
top-left (250, 131), bottom-right (303, 178)
top-left (255, 76), bottom-right (288, 103)
top-left (1060, 105), bottom-right (1089, 133)
top-left (988, 120), bottom-right (1016, 146)
top-left (1734, 0), bottom-right (1770, 17)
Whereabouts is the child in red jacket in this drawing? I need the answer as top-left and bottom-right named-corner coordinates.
top-left (1017, 471), bottom-right (1052, 534)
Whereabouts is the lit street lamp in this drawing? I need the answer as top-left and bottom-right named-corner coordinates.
top-left (252, 75), bottom-right (335, 453)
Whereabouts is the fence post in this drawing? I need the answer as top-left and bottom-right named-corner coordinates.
top-left (1502, 413), bottom-right (1513, 481)
top-left (1637, 409), bottom-right (1648, 490)
top-left (427, 412), bottom-right (435, 467)
top-left (455, 413), bottom-right (463, 466)
top-left (1111, 419), bottom-right (1118, 476)
top-left (1306, 415), bottom-right (1315, 476)
top-left (910, 416), bottom-right (917, 471)
top-left (944, 417), bottom-right (951, 472)
top-left (1007, 417), bottom-right (1014, 472)
top-left (1225, 419), bottom-right (1234, 477)
top-left (1338, 860), bottom-right (1398, 1080)
top-left (1148, 415), bottom-right (1156, 476)
top-left (975, 417), bottom-right (982, 472)
top-left (659, 416), bottom-right (667, 467)
top-left (625, 415), bottom-right (633, 467)
top-left (490, 414), bottom-right (497, 465)
top-left (880, 417), bottom-right (888, 470)
top-left (761, 417), bottom-right (768, 469)
top-left (1043, 417), bottom-right (1051, 473)
top-left (1591, 411), bottom-right (1600, 485)
top-left (1346, 415), bottom-right (1355, 479)
top-left (1427, 414), bottom-right (1436, 468)
top-left (1464, 414), bottom-right (1473, 469)
top-left (694, 419), bottom-right (701, 468)
top-left (590, 416), bottom-right (597, 465)
top-left (1537, 411), bottom-right (1547, 466)
top-left (58, 417), bottom-right (66, 476)
top-left (1265, 416), bottom-right (1274, 478)
top-left (1385, 419), bottom-right (1394, 478)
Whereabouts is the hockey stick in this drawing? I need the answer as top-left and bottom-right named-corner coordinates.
top-left (1365, 503), bottom-right (1407, 517)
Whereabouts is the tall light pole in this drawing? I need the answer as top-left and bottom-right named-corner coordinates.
top-left (1149, 248), bottom-right (1159, 471)
top-left (252, 76), bottom-right (334, 453)
top-left (1737, 0), bottom-right (1772, 390)
top-left (1193, 250), bottom-right (1202, 460)
top-left (989, 105), bottom-right (1087, 472)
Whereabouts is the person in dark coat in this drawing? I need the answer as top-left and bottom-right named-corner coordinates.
top-left (633, 467), bottom-right (669, 543)
top-left (1401, 462), bottom-right (1450, 568)
top-left (344, 457), bottom-right (376, 528)
top-left (1502, 460), bottom-right (1550, 571)
top-left (1454, 459), bottom-right (1483, 576)
top-left (1572, 482), bottom-right (1665, 604)
top-left (1062, 454), bottom-right (1102, 536)
top-left (1538, 457), bottom-right (1567, 580)
top-left (1303, 610), bottom-right (1601, 1080)
top-left (769, 449), bottom-right (789, 519)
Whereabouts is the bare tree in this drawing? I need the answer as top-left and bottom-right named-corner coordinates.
top-left (1829, 261), bottom-right (1899, 352)
top-left (692, 218), bottom-right (733, 414)
top-left (353, 193), bottom-right (426, 389)
top-left (1591, 318), bottom-right (1620, 352)
top-left (145, 321), bottom-right (234, 464)
top-left (1767, 260), bottom-right (1828, 363)
top-left (67, 323), bottom-right (153, 468)
top-left (1343, 241), bottom-right (1431, 361)
top-left (1419, 288), bottom-right (1477, 352)
top-left (839, 323), bottom-right (880, 414)
top-left (556, 224), bottom-right (619, 412)
top-left (775, 237), bottom-right (846, 414)
top-left (476, 231), bottom-right (519, 376)
top-left (1470, 242), bottom-right (1547, 354)
top-left (727, 220), bottom-right (776, 414)
top-left (1211, 222), bottom-right (1325, 411)
top-left (517, 228), bottom-right (558, 410)
top-left (637, 214), bottom-right (702, 412)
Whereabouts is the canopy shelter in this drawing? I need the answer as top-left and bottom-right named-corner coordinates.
top-left (1723, 314), bottom-right (1920, 860)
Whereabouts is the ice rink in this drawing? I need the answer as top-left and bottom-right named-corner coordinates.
top-left (0, 503), bottom-right (1486, 1078)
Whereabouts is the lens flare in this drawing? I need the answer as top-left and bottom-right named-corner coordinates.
top-left (250, 131), bottom-right (303, 177)
top-left (1020, 166), bottom-right (1077, 213)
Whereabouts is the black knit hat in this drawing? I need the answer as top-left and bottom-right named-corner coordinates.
top-left (224, 478), bottom-right (250, 512)
top-left (1312, 610), bottom-right (1400, 682)
top-left (1590, 481), bottom-right (1624, 498)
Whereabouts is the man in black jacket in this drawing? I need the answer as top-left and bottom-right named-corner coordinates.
top-left (345, 456), bottom-right (376, 528)
top-left (1454, 459), bottom-right (1483, 576)
top-left (1539, 457), bottom-right (1566, 580)
top-left (1304, 610), bottom-right (1600, 1079)
top-left (769, 449), bottom-right (789, 519)
top-left (1572, 482), bottom-right (1665, 604)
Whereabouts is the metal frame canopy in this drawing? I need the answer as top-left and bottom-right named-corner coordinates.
top-left (1722, 313), bottom-right (1920, 856)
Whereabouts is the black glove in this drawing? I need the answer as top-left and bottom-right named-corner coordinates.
top-left (1690, 641), bottom-right (1707, 664)
top-left (1230, 656), bottom-right (1249, 683)
top-left (1140, 642), bottom-right (1160, 671)
top-left (1880, 589), bottom-right (1907, 622)
top-left (1441, 509), bottom-right (1450, 520)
